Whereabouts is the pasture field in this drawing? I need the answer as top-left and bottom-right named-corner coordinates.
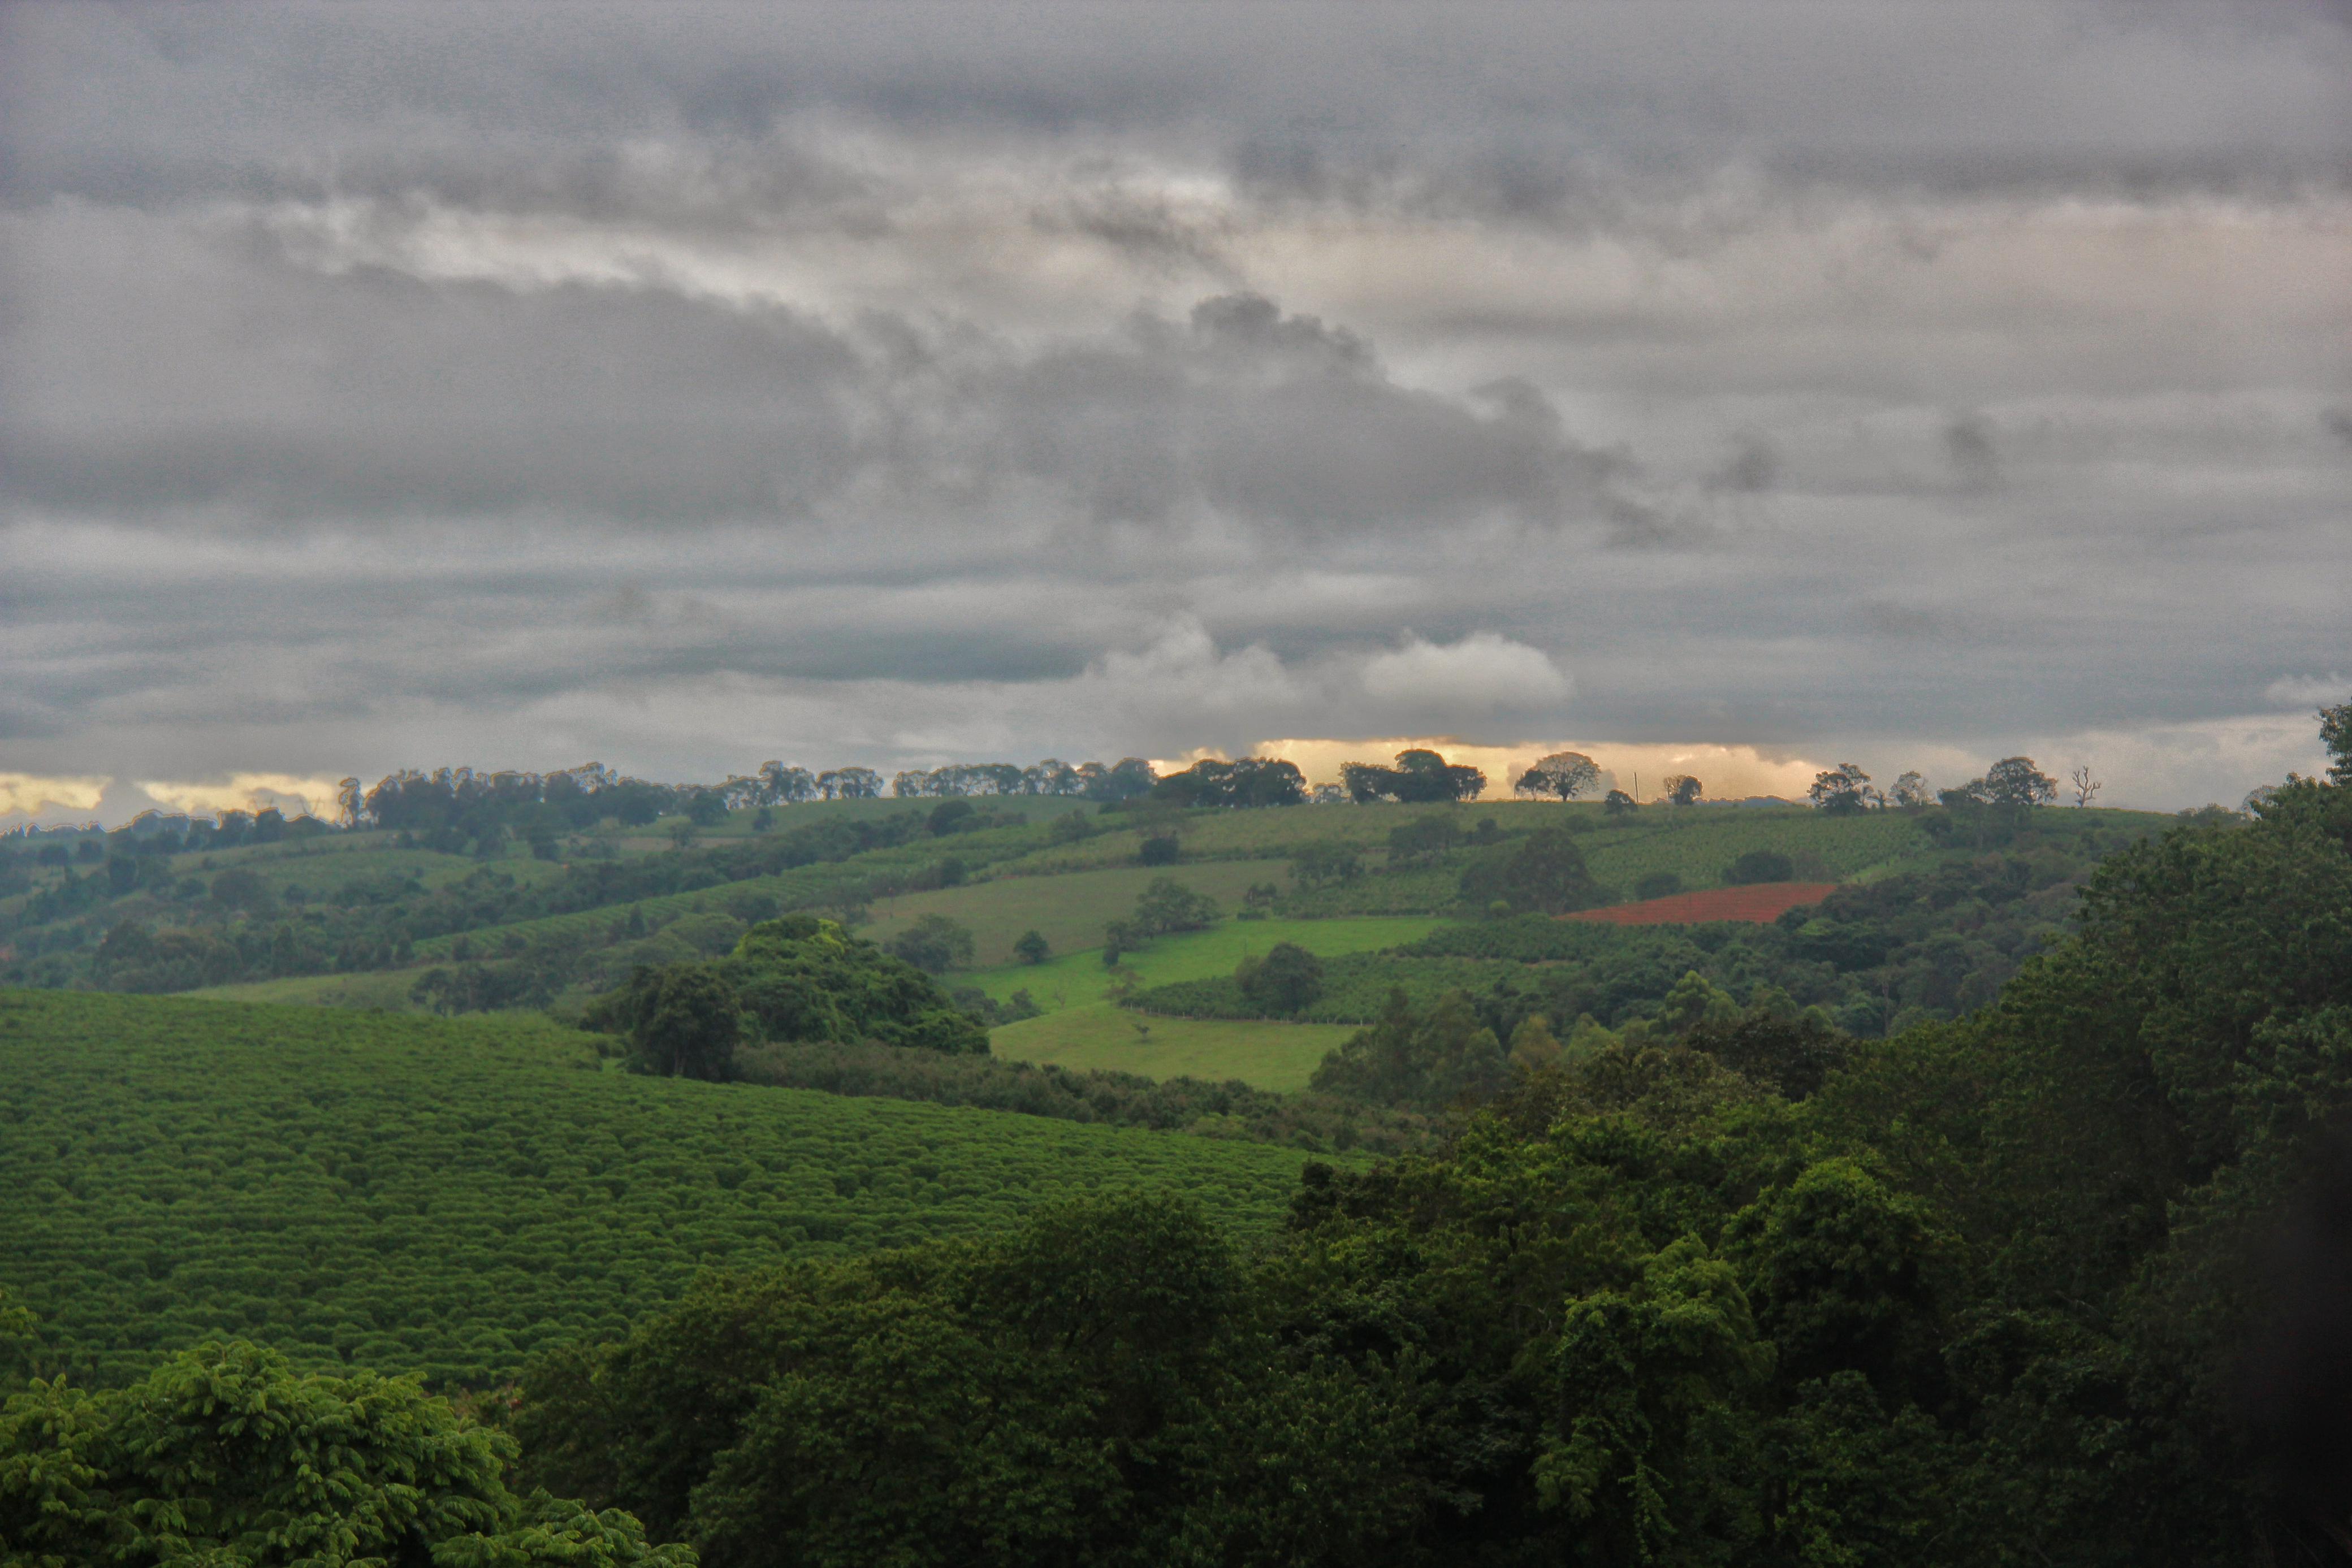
top-left (1135, 953), bottom-right (1528, 1026)
top-left (956, 914), bottom-right (1450, 1011)
top-left (987, 1004), bottom-right (1358, 1091)
top-left (858, 861), bottom-right (1294, 967)
top-left (0, 989), bottom-right (1335, 1388)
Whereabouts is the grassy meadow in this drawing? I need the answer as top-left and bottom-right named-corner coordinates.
top-left (987, 1005), bottom-right (1358, 1091)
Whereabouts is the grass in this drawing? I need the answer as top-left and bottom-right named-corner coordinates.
top-left (859, 861), bottom-right (1294, 968)
top-left (954, 914), bottom-right (1451, 1011)
top-left (987, 1004), bottom-right (1358, 1093)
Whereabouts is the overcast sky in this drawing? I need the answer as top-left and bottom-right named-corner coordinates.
top-left (3, 0), bottom-right (2347, 822)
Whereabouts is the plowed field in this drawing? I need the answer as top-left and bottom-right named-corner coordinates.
top-left (1563, 882), bottom-right (1838, 925)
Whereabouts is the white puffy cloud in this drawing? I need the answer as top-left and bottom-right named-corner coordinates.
top-left (132, 774), bottom-right (348, 821)
top-left (1359, 634), bottom-right (1571, 715)
top-left (0, 774), bottom-right (108, 819)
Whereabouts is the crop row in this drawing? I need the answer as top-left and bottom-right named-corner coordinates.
top-left (0, 990), bottom-right (1329, 1388)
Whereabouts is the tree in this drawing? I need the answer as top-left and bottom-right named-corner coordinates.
top-left (1980, 756), bottom-right (2056, 811)
top-left (687, 791), bottom-right (730, 828)
top-left (1339, 761), bottom-right (1390, 804)
top-left (1516, 751), bottom-right (1602, 802)
top-left (1290, 841), bottom-right (1363, 890)
top-left (1664, 774), bottom-right (1703, 807)
top-left (1310, 987), bottom-right (1510, 1109)
top-left (336, 776), bottom-right (366, 828)
top-left (1888, 771), bottom-right (1931, 809)
top-left (1386, 816), bottom-right (1459, 866)
top-left (1458, 828), bottom-right (1599, 915)
top-left (2322, 701), bottom-right (2352, 784)
top-left (1134, 877), bottom-right (1220, 934)
top-left (757, 761), bottom-right (816, 804)
top-left (1603, 789), bottom-right (1638, 816)
top-left (1151, 757), bottom-right (1305, 808)
top-left (888, 914), bottom-right (975, 974)
top-left (606, 963), bottom-right (741, 1080)
top-left (1236, 942), bottom-right (1325, 1015)
top-left (1725, 849), bottom-right (1795, 885)
top-left (1809, 763), bottom-right (1874, 815)
top-left (1139, 834), bottom-right (1181, 865)
top-left (1342, 750), bottom-right (1486, 804)
top-left (0, 1340), bottom-right (691, 1567)
top-left (611, 782), bottom-right (668, 826)
top-left (1013, 929), bottom-right (1050, 965)
top-left (1089, 757), bottom-right (1160, 801)
top-left (816, 767), bottom-right (883, 800)
top-left (2069, 764), bottom-right (2102, 808)
top-left (1506, 1013), bottom-right (1564, 1073)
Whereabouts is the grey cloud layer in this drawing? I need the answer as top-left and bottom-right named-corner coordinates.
top-left (1, 1), bottom-right (2346, 809)
top-left (3, 207), bottom-right (1628, 532)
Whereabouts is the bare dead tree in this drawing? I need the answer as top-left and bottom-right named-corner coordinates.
top-left (2069, 764), bottom-right (2101, 808)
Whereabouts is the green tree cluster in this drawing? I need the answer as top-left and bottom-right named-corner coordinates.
top-left (1148, 757), bottom-right (1307, 808)
top-left (0, 1340), bottom-right (691, 1566)
top-left (515, 1195), bottom-right (1422, 1568)
top-left (1343, 748), bottom-right (1488, 804)
top-left (1101, 877), bottom-right (1223, 963)
top-left (1457, 826), bottom-right (1602, 913)
top-left (587, 915), bottom-right (987, 1076)
top-left (1233, 941), bottom-right (1325, 1015)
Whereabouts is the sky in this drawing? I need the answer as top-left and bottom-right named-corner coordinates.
top-left (2, 0), bottom-right (2347, 825)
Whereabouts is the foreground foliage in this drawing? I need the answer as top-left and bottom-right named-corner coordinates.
top-left (0, 1339), bottom-right (691, 1566)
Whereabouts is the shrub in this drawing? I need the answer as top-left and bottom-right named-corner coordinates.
top-left (1139, 834), bottom-right (1181, 866)
top-left (1635, 871), bottom-right (1684, 902)
top-left (1291, 842), bottom-right (1362, 889)
top-left (1726, 850), bottom-right (1796, 885)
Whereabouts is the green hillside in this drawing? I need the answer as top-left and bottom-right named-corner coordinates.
top-left (0, 989), bottom-right (1336, 1388)
top-left (5, 783), bottom-right (2174, 1073)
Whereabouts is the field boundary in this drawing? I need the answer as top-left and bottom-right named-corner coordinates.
top-left (1562, 881), bottom-right (1839, 925)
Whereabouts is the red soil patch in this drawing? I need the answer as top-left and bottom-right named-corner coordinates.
top-left (1563, 882), bottom-right (1840, 926)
